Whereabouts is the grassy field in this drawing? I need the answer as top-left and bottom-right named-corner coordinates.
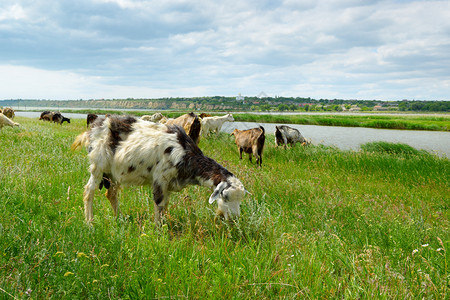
top-left (63, 109), bottom-right (450, 131)
top-left (0, 117), bottom-right (449, 298)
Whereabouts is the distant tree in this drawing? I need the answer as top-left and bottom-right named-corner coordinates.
top-left (398, 102), bottom-right (408, 111)
top-left (334, 105), bottom-right (343, 112)
top-left (411, 102), bottom-right (424, 111)
top-left (277, 104), bottom-right (289, 111)
top-left (258, 104), bottom-right (271, 111)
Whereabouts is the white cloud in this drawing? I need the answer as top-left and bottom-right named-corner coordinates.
top-left (0, 0), bottom-right (450, 100)
top-left (0, 64), bottom-right (205, 99)
top-left (0, 4), bottom-right (27, 21)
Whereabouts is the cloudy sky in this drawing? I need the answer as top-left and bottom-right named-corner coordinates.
top-left (1, 0), bottom-right (449, 101)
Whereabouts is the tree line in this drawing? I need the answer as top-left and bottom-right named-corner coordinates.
top-left (1, 97), bottom-right (449, 112)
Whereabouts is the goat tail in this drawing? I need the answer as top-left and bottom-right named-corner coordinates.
top-left (258, 125), bottom-right (266, 147)
top-left (189, 116), bottom-right (202, 145)
top-left (71, 131), bottom-right (90, 151)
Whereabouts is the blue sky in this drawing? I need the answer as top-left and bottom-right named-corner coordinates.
top-left (1, 0), bottom-right (449, 100)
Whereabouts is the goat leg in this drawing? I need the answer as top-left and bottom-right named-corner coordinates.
top-left (106, 184), bottom-right (121, 217)
top-left (153, 182), bottom-right (169, 225)
top-left (83, 174), bottom-right (101, 224)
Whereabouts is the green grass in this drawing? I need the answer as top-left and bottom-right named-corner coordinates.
top-left (1, 117), bottom-right (449, 298)
top-left (360, 141), bottom-right (431, 156)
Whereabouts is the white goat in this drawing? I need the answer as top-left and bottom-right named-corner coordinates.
top-left (0, 113), bottom-right (19, 130)
top-left (72, 115), bottom-right (247, 224)
top-left (140, 113), bottom-right (166, 123)
top-left (201, 113), bottom-right (234, 136)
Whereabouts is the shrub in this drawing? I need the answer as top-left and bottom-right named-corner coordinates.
top-left (360, 142), bottom-right (426, 156)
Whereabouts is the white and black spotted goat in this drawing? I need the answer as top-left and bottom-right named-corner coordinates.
top-left (72, 115), bottom-right (247, 224)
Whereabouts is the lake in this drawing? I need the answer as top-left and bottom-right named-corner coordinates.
top-left (15, 111), bottom-right (450, 158)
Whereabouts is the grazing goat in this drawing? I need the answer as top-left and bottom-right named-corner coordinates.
top-left (72, 115), bottom-right (247, 224)
top-left (52, 112), bottom-right (71, 125)
top-left (39, 111), bottom-right (54, 121)
top-left (140, 112), bottom-right (167, 123)
top-left (199, 113), bottom-right (211, 118)
top-left (87, 113), bottom-right (98, 128)
top-left (2, 107), bottom-right (15, 120)
top-left (165, 112), bottom-right (201, 145)
top-left (39, 111), bottom-right (70, 124)
top-left (275, 125), bottom-right (310, 148)
top-left (231, 126), bottom-right (265, 167)
top-left (0, 113), bottom-right (20, 130)
top-left (201, 113), bottom-right (234, 136)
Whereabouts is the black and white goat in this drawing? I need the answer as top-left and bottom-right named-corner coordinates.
top-left (275, 125), bottom-right (310, 148)
top-left (52, 112), bottom-right (71, 125)
top-left (72, 115), bottom-right (247, 224)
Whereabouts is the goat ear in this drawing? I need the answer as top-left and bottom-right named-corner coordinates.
top-left (209, 182), bottom-right (227, 204)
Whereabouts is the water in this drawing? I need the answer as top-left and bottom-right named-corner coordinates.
top-left (15, 111), bottom-right (450, 158)
top-left (222, 122), bottom-right (450, 158)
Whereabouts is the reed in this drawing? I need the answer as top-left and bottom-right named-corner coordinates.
top-left (0, 117), bottom-right (448, 298)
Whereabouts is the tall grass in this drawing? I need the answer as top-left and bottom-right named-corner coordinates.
top-left (360, 141), bottom-right (430, 156)
top-left (0, 117), bottom-right (448, 298)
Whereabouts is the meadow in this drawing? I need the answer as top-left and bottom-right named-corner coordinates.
top-left (0, 117), bottom-right (448, 299)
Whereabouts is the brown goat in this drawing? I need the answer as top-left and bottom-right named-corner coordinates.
top-left (231, 126), bottom-right (265, 167)
top-left (199, 113), bottom-right (212, 118)
top-left (86, 113), bottom-right (98, 128)
top-left (39, 111), bottom-right (54, 121)
top-left (2, 107), bottom-right (15, 120)
top-left (165, 112), bottom-right (201, 145)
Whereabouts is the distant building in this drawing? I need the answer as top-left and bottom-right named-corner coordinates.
top-left (373, 105), bottom-right (389, 111)
top-left (236, 93), bottom-right (244, 101)
top-left (349, 105), bottom-right (361, 112)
